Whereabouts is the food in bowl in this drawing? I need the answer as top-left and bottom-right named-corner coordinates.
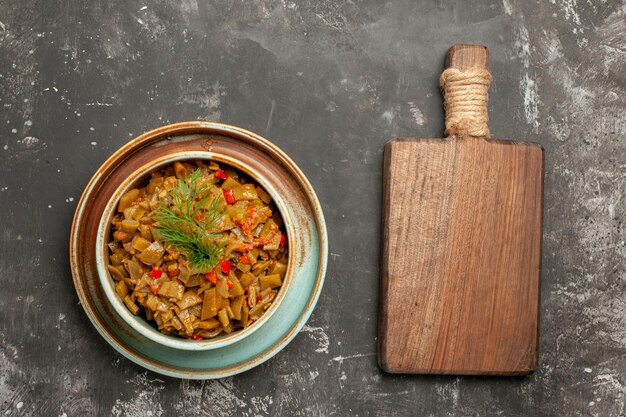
top-left (106, 160), bottom-right (288, 340)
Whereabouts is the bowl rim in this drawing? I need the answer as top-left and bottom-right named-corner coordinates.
top-left (70, 121), bottom-right (328, 378)
top-left (97, 151), bottom-right (296, 351)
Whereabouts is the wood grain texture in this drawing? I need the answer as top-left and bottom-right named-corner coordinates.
top-left (378, 45), bottom-right (544, 375)
top-left (378, 137), bottom-right (543, 375)
top-left (445, 44), bottom-right (488, 70)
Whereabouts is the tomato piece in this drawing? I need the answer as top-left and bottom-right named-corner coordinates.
top-left (223, 189), bottom-right (236, 205)
top-left (219, 261), bottom-right (231, 274)
top-left (205, 270), bottom-right (218, 285)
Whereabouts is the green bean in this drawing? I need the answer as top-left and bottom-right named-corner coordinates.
top-left (249, 298), bottom-right (271, 318)
top-left (137, 241), bottom-right (164, 265)
top-left (201, 288), bottom-right (217, 320)
top-left (175, 307), bottom-right (194, 334)
top-left (118, 189), bottom-right (140, 212)
top-left (123, 218), bottom-right (139, 234)
top-left (216, 277), bottom-right (229, 298)
top-left (260, 274), bottom-right (282, 291)
top-left (217, 308), bottom-right (230, 328)
top-left (176, 291), bottom-right (203, 310)
top-left (197, 318), bottom-right (220, 330)
top-left (107, 264), bottom-right (128, 281)
top-left (157, 281), bottom-right (184, 300)
top-left (115, 280), bottom-right (129, 299)
top-left (131, 236), bottom-right (151, 252)
top-left (255, 186), bottom-right (272, 204)
top-left (123, 296), bottom-right (140, 315)
top-left (239, 272), bottom-right (254, 289)
top-left (228, 273), bottom-right (245, 297)
top-left (232, 184), bottom-right (257, 200)
top-left (125, 259), bottom-right (144, 281)
top-left (231, 296), bottom-right (244, 320)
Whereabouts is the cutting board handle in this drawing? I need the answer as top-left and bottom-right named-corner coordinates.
top-left (440, 44), bottom-right (492, 138)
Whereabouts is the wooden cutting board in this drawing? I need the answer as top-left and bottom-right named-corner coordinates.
top-left (378, 45), bottom-right (544, 375)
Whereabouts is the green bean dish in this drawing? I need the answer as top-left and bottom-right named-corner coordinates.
top-left (106, 160), bottom-right (288, 340)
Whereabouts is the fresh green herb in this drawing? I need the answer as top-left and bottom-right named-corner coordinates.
top-left (154, 168), bottom-right (224, 272)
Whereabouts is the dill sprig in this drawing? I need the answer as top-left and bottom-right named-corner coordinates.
top-left (153, 168), bottom-right (225, 272)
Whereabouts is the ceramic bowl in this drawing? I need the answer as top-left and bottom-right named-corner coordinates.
top-left (70, 122), bottom-right (327, 378)
top-left (96, 152), bottom-right (295, 351)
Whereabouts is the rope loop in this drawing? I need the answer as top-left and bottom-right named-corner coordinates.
top-left (439, 68), bottom-right (491, 138)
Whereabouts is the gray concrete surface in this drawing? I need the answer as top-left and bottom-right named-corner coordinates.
top-left (0, 0), bottom-right (625, 416)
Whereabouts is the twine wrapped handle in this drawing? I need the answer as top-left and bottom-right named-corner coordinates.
top-left (440, 45), bottom-right (492, 138)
